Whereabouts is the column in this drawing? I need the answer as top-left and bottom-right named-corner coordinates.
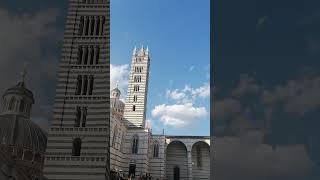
top-left (90, 47), bottom-right (94, 65)
top-left (93, 46), bottom-right (97, 65)
top-left (187, 150), bottom-right (193, 180)
top-left (81, 75), bottom-right (85, 95)
top-left (85, 16), bottom-right (90, 35)
top-left (81, 46), bottom-right (86, 65)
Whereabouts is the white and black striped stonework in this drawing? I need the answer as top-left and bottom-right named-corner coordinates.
top-left (43, 0), bottom-right (110, 179)
top-left (123, 47), bottom-right (150, 128)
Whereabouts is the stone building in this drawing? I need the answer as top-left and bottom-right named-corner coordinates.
top-left (43, 0), bottom-right (110, 179)
top-left (110, 46), bottom-right (210, 180)
top-left (0, 70), bottom-right (47, 180)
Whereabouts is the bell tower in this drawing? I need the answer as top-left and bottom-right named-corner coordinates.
top-left (43, 0), bottom-right (110, 179)
top-left (123, 45), bottom-right (151, 128)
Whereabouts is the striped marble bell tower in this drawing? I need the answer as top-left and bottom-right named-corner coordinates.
top-left (43, 0), bottom-right (110, 179)
top-left (123, 46), bottom-right (151, 128)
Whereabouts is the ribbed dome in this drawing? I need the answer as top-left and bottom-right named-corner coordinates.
top-left (110, 98), bottom-right (125, 110)
top-left (112, 87), bottom-right (120, 93)
top-left (0, 114), bottom-right (47, 152)
top-left (2, 82), bottom-right (34, 104)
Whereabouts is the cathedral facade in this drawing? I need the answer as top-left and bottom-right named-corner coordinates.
top-left (110, 46), bottom-right (210, 180)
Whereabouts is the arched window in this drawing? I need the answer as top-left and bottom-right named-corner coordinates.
top-left (132, 134), bottom-right (139, 154)
top-left (9, 97), bottom-right (16, 111)
top-left (133, 95), bottom-right (137, 102)
top-left (81, 107), bottom-right (87, 127)
top-left (134, 85), bottom-right (139, 92)
top-left (196, 146), bottom-right (202, 167)
top-left (19, 99), bottom-right (25, 112)
top-left (76, 75), bottom-right (82, 95)
top-left (75, 107), bottom-right (81, 127)
top-left (90, 17), bottom-right (95, 36)
top-left (72, 138), bottom-right (82, 156)
top-left (79, 16), bottom-right (84, 35)
top-left (77, 46), bottom-right (83, 64)
top-left (85, 17), bottom-right (90, 35)
top-left (95, 17), bottom-right (100, 35)
top-left (82, 75), bottom-right (88, 95)
top-left (153, 141), bottom-right (159, 158)
top-left (95, 47), bottom-right (100, 64)
top-left (132, 105), bottom-right (136, 111)
top-left (84, 46), bottom-right (89, 65)
top-left (90, 47), bottom-right (94, 65)
top-left (112, 126), bottom-right (118, 148)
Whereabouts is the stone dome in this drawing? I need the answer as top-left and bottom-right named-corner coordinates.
top-left (0, 114), bottom-right (47, 152)
top-left (110, 98), bottom-right (125, 110)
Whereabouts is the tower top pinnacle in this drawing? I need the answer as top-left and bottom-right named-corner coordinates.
top-left (20, 62), bottom-right (28, 83)
top-left (116, 80), bottom-right (119, 88)
top-left (133, 46), bottom-right (137, 55)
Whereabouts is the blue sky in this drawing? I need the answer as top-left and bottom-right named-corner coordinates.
top-left (111, 0), bottom-right (210, 136)
top-left (213, 0), bottom-right (320, 179)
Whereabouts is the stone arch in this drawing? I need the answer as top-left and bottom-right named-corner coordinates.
top-left (166, 140), bottom-right (188, 180)
top-left (191, 141), bottom-right (210, 180)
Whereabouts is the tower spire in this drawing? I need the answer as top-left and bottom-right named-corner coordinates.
top-left (133, 46), bottom-right (137, 55)
top-left (20, 62), bottom-right (28, 83)
top-left (116, 80), bottom-right (119, 88)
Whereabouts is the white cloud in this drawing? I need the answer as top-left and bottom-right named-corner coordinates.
top-left (110, 64), bottom-right (129, 98)
top-left (215, 130), bottom-right (314, 180)
top-left (166, 89), bottom-right (187, 102)
top-left (151, 103), bottom-right (208, 128)
top-left (191, 83), bottom-right (210, 98)
top-left (166, 83), bottom-right (210, 103)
